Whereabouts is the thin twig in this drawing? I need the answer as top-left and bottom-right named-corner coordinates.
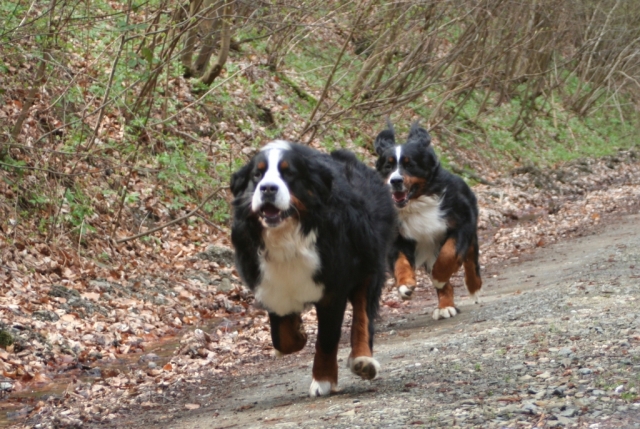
top-left (298, 5), bottom-right (367, 142)
top-left (116, 188), bottom-right (222, 243)
top-left (194, 211), bottom-right (228, 234)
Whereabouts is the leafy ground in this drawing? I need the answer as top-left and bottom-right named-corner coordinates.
top-left (2, 147), bottom-right (639, 428)
top-left (2, 2), bottom-right (640, 428)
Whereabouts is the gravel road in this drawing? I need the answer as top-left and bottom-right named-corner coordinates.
top-left (111, 213), bottom-right (640, 429)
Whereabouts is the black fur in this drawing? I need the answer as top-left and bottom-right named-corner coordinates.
top-left (374, 122), bottom-right (481, 296)
top-left (230, 142), bottom-right (396, 390)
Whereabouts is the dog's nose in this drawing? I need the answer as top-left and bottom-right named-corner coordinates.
top-left (260, 183), bottom-right (279, 195)
top-left (390, 177), bottom-right (404, 187)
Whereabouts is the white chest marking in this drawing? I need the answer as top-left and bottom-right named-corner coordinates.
top-left (256, 221), bottom-right (324, 315)
top-left (398, 194), bottom-right (447, 271)
top-left (388, 146), bottom-right (403, 185)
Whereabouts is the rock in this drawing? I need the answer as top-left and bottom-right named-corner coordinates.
top-left (537, 371), bottom-right (551, 379)
top-left (578, 368), bottom-right (592, 375)
top-left (520, 403), bottom-right (540, 414)
top-left (218, 278), bottom-right (234, 293)
top-left (498, 404), bottom-right (520, 416)
top-left (139, 353), bottom-right (160, 362)
top-left (197, 245), bottom-right (235, 266)
top-left (558, 347), bottom-right (573, 357)
top-left (552, 386), bottom-right (566, 397)
top-left (0, 381), bottom-right (13, 391)
top-left (560, 407), bottom-right (578, 417)
top-left (48, 284), bottom-right (81, 299)
top-left (551, 415), bottom-right (575, 426)
top-left (32, 310), bottom-right (60, 322)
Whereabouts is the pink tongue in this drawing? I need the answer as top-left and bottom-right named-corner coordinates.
top-left (262, 204), bottom-right (280, 217)
top-left (393, 192), bottom-right (407, 202)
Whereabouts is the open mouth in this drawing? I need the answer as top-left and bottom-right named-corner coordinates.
top-left (392, 191), bottom-right (409, 208)
top-left (259, 203), bottom-right (291, 227)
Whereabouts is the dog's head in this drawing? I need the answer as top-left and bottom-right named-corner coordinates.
top-left (230, 141), bottom-right (333, 228)
top-left (374, 122), bottom-right (439, 208)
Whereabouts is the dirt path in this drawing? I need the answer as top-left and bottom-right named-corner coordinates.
top-left (96, 213), bottom-right (639, 429)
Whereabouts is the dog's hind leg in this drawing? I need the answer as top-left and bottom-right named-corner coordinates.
top-left (431, 238), bottom-right (463, 320)
top-left (309, 299), bottom-right (347, 397)
top-left (394, 252), bottom-right (417, 300)
top-left (463, 238), bottom-right (482, 303)
top-left (347, 278), bottom-right (381, 381)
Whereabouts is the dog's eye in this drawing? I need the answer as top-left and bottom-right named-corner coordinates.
top-left (253, 170), bottom-right (263, 181)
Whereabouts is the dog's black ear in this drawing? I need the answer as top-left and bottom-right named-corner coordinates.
top-left (230, 162), bottom-right (253, 197)
top-left (307, 158), bottom-right (333, 202)
top-left (407, 121), bottom-right (431, 147)
top-left (374, 121), bottom-right (396, 156)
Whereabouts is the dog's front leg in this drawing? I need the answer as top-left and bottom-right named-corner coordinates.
top-left (431, 238), bottom-right (463, 320)
top-left (309, 299), bottom-right (347, 397)
top-left (395, 252), bottom-right (417, 300)
top-left (269, 312), bottom-right (307, 356)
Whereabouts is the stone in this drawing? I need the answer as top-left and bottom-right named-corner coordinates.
top-left (520, 403), bottom-right (540, 414)
top-left (560, 407), bottom-right (577, 417)
top-left (558, 347), bottom-right (573, 357)
top-left (578, 368), bottom-right (592, 375)
top-left (219, 278), bottom-right (234, 293)
top-left (537, 371), bottom-right (551, 379)
top-left (552, 386), bottom-right (566, 397)
top-left (197, 245), bottom-right (235, 266)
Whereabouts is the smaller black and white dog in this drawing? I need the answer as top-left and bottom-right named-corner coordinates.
top-left (374, 122), bottom-right (482, 320)
top-left (230, 141), bottom-right (396, 397)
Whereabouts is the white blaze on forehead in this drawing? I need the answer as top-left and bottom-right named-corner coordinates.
top-left (388, 145), bottom-right (403, 185)
top-left (261, 140), bottom-right (291, 152)
top-left (251, 142), bottom-right (292, 212)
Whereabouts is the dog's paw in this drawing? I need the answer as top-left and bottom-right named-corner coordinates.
top-left (273, 349), bottom-right (284, 358)
top-left (469, 293), bottom-right (479, 304)
top-left (398, 285), bottom-right (415, 300)
top-left (348, 356), bottom-right (380, 380)
top-left (309, 379), bottom-right (334, 397)
top-left (432, 306), bottom-right (457, 320)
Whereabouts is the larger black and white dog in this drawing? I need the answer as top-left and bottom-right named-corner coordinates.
top-left (374, 123), bottom-right (482, 320)
top-left (230, 141), bottom-right (396, 397)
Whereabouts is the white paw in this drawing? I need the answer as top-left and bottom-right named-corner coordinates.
top-left (273, 349), bottom-right (284, 358)
top-left (309, 379), bottom-right (333, 397)
top-left (347, 356), bottom-right (380, 380)
top-left (432, 306), bottom-right (457, 320)
top-left (398, 285), bottom-right (414, 300)
top-left (469, 293), bottom-right (479, 304)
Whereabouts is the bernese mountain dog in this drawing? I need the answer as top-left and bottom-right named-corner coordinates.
top-left (230, 141), bottom-right (396, 397)
top-left (374, 122), bottom-right (482, 320)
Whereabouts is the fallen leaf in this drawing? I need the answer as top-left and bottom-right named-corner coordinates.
top-left (82, 292), bottom-right (101, 301)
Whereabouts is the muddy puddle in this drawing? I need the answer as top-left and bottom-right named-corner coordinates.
top-left (0, 318), bottom-right (222, 428)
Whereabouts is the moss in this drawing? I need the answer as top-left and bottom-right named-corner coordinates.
top-left (0, 330), bottom-right (14, 348)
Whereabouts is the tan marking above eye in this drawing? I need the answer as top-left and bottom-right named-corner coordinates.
top-left (388, 157), bottom-right (395, 163)
top-left (257, 161), bottom-right (266, 170)
top-left (279, 160), bottom-right (289, 170)
top-left (402, 156), bottom-right (409, 164)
